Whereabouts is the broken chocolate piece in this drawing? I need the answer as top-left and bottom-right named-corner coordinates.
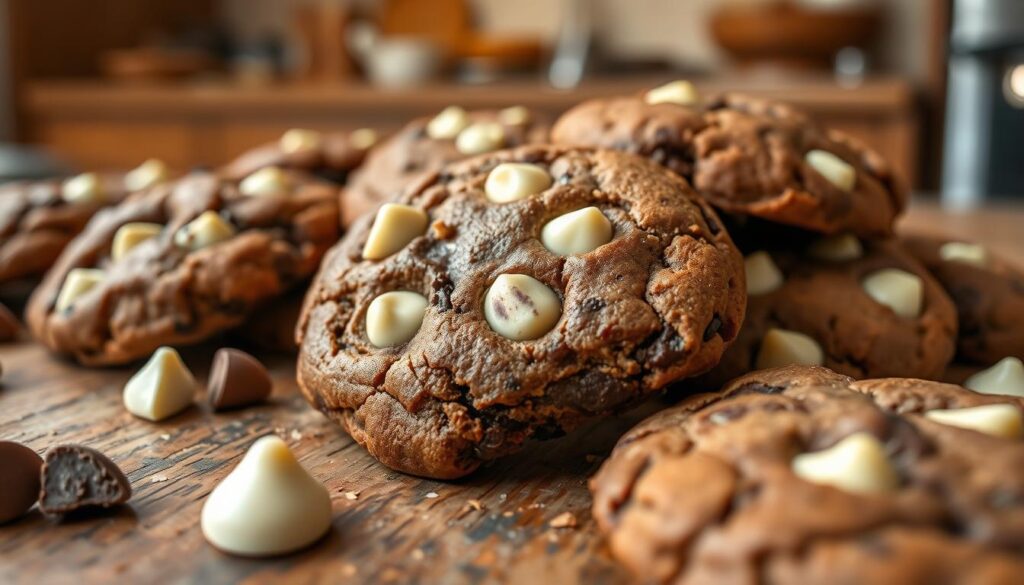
top-left (0, 441), bottom-right (43, 523)
top-left (39, 444), bottom-right (132, 516)
top-left (207, 348), bottom-right (273, 410)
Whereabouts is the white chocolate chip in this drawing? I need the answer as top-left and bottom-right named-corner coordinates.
top-left (240, 167), bottom-right (292, 197)
top-left (484, 163), bottom-right (552, 203)
top-left (755, 328), bottom-right (825, 370)
top-left (644, 80), bottom-right (701, 106)
top-left (455, 122), bottom-right (505, 155)
top-left (965, 357), bottom-right (1024, 398)
top-left (499, 106), bottom-right (531, 126)
top-left (483, 274), bottom-right (561, 341)
top-left (280, 128), bottom-right (322, 154)
top-left (939, 241), bottom-right (988, 268)
top-left (366, 291), bottom-right (428, 348)
top-left (426, 106), bottom-right (469, 140)
top-left (122, 346), bottom-right (196, 422)
top-left (55, 268), bottom-right (104, 312)
top-left (61, 172), bottom-right (105, 204)
top-left (862, 268), bottom-right (923, 318)
top-left (173, 211), bottom-right (236, 251)
top-left (808, 234), bottom-right (863, 262)
top-left (350, 128), bottom-right (378, 150)
top-left (745, 251), bottom-right (784, 295)
top-left (792, 433), bottom-right (899, 494)
top-left (125, 159), bottom-right (170, 191)
top-left (540, 207), bottom-right (613, 256)
top-left (111, 222), bottom-right (162, 262)
top-left (201, 435), bottom-right (332, 557)
top-left (806, 150), bottom-right (856, 192)
top-left (925, 404), bottom-right (1023, 439)
top-left (362, 203), bottom-right (429, 260)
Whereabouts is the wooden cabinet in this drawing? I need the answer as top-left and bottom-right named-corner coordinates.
top-left (21, 76), bottom-right (920, 186)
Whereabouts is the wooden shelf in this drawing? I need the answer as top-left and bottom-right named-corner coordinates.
top-left (20, 75), bottom-right (920, 184)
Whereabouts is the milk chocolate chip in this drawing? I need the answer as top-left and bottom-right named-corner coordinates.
top-left (0, 441), bottom-right (42, 523)
top-left (208, 348), bottom-right (273, 411)
top-left (39, 445), bottom-right (132, 516)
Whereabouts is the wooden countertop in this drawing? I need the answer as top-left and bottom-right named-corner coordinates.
top-left (1, 201), bottom-right (1019, 584)
top-left (23, 75), bottom-right (915, 118)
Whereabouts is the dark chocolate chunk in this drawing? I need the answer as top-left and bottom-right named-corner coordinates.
top-left (0, 303), bottom-right (19, 342)
top-left (0, 441), bottom-right (42, 523)
top-left (207, 348), bottom-right (273, 410)
top-left (39, 445), bottom-right (132, 516)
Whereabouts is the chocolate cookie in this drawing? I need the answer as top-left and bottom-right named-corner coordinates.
top-left (0, 172), bottom-right (139, 285)
top-left (552, 84), bottom-right (905, 237)
top-left (298, 145), bottom-right (745, 479)
top-left (902, 235), bottom-right (1024, 365)
top-left (692, 237), bottom-right (957, 388)
top-left (220, 128), bottom-right (378, 185)
top-left (340, 106), bottom-right (549, 227)
top-left (592, 365), bottom-right (1024, 584)
top-left (27, 170), bottom-right (339, 365)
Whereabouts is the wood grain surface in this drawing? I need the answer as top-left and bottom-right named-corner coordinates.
top-left (1, 202), bottom-right (1022, 584)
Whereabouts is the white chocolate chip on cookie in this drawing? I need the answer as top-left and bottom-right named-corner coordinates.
top-left (792, 432), bottom-right (899, 494)
top-left (806, 150), bottom-right (856, 192)
top-left (366, 291), bottom-right (428, 348)
top-left (484, 163), bottom-right (552, 203)
top-left (644, 80), bottom-right (701, 106)
top-left (55, 268), bottom-right (104, 312)
top-left (925, 404), bottom-right (1023, 439)
top-left (280, 129), bottom-right (322, 154)
top-left (427, 106), bottom-right (469, 140)
top-left (240, 167), bottom-right (291, 197)
top-left (483, 274), bottom-right (561, 341)
top-left (350, 128), bottom-right (378, 150)
top-left (362, 203), bottom-right (429, 260)
top-left (541, 207), bottom-right (613, 256)
top-left (455, 122), bottom-right (505, 155)
top-left (744, 251), bottom-right (784, 295)
top-left (939, 241), bottom-right (988, 268)
top-left (862, 269), bottom-right (923, 318)
top-left (174, 211), bottom-right (236, 251)
top-left (756, 328), bottom-right (825, 370)
top-left (125, 159), bottom-right (170, 191)
top-left (61, 172), bottom-right (105, 204)
top-left (498, 106), bottom-right (531, 126)
top-left (111, 222), bottom-right (162, 261)
top-left (965, 357), bottom-right (1024, 398)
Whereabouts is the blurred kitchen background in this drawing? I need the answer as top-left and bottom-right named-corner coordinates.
top-left (0, 0), bottom-right (1021, 204)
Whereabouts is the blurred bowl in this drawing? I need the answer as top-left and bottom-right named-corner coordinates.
top-left (711, 2), bottom-right (881, 70)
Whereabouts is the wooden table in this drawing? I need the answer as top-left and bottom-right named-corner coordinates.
top-left (1, 201), bottom-right (1021, 584)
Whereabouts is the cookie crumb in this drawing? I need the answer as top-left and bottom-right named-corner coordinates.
top-left (344, 491), bottom-right (359, 501)
top-left (150, 474), bottom-right (169, 483)
top-left (159, 434), bottom-right (171, 441)
top-left (425, 491), bottom-right (439, 499)
top-left (549, 511), bottom-right (577, 529)
top-left (412, 548), bottom-right (426, 561)
top-left (290, 429), bottom-right (303, 441)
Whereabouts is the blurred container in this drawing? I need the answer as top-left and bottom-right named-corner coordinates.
top-left (710, 1), bottom-right (881, 70)
top-left (943, 0), bottom-right (1024, 205)
top-left (348, 24), bottom-right (442, 87)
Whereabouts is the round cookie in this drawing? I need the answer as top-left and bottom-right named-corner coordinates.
top-left (27, 171), bottom-right (339, 365)
top-left (340, 106), bottom-right (549, 227)
top-left (902, 234), bottom-right (1024, 365)
top-left (0, 173), bottom-right (137, 285)
top-left (692, 238), bottom-right (957, 388)
top-left (220, 128), bottom-right (377, 185)
top-left (297, 145), bottom-right (745, 479)
top-left (592, 365), bottom-right (1024, 585)
top-left (552, 86), bottom-right (906, 237)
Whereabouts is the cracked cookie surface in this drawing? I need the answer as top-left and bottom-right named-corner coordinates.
top-left (552, 93), bottom-right (905, 237)
top-left (340, 109), bottom-right (549, 227)
top-left (902, 234), bottom-right (1024, 365)
top-left (692, 239), bottom-right (956, 388)
top-left (27, 171), bottom-right (339, 365)
top-left (592, 365), bottom-right (1024, 585)
top-left (0, 175), bottom-right (131, 284)
top-left (297, 145), bottom-right (745, 479)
